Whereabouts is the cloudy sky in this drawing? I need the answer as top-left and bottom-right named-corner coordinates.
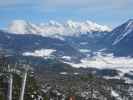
top-left (0, 0), bottom-right (133, 28)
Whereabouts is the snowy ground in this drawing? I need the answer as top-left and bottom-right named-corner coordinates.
top-left (66, 53), bottom-right (133, 74)
top-left (23, 49), bottom-right (56, 58)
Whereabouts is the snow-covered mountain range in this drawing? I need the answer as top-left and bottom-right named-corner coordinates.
top-left (1, 19), bottom-right (133, 77)
top-left (7, 20), bottom-right (111, 37)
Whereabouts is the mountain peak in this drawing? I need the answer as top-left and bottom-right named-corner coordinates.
top-left (127, 19), bottom-right (133, 23)
top-left (7, 20), bottom-right (111, 37)
top-left (8, 20), bottom-right (30, 34)
top-left (126, 19), bottom-right (133, 29)
top-left (110, 19), bottom-right (133, 45)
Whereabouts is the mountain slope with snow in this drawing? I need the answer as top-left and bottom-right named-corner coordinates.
top-left (7, 20), bottom-right (111, 37)
top-left (22, 49), bottom-right (56, 58)
top-left (105, 19), bottom-right (133, 56)
top-left (111, 19), bottom-right (133, 45)
top-left (0, 30), bottom-right (84, 62)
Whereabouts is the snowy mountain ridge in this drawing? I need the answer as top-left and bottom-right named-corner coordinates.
top-left (7, 20), bottom-right (111, 37)
top-left (112, 19), bottom-right (133, 45)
